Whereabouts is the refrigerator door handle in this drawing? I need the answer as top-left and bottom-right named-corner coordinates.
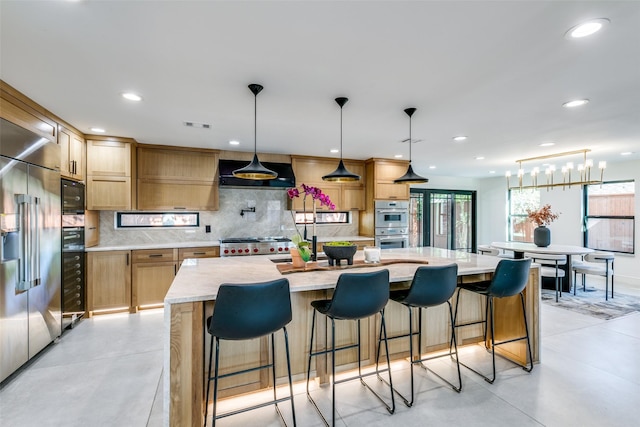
top-left (15, 194), bottom-right (40, 291)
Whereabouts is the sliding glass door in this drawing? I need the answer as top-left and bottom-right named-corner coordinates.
top-left (409, 189), bottom-right (476, 252)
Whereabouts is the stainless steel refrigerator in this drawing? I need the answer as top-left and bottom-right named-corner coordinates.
top-left (1, 117), bottom-right (61, 383)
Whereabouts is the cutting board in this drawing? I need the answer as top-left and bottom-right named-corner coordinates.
top-left (276, 258), bottom-right (429, 274)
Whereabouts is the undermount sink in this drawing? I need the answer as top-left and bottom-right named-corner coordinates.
top-left (270, 254), bottom-right (328, 263)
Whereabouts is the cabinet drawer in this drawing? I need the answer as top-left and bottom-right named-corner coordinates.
top-left (131, 248), bottom-right (177, 263)
top-left (179, 247), bottom-right (219, 261)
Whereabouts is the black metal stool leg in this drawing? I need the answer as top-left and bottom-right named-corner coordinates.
top-left (489, 296), bottom-right (496, 384)
top-left (212, 337), bottom-right (221, 426)
top-left (204, 334), bottom-right (214, 427)
top-left (520, 293), bottom-right (533, 373)
top-left (306, 310), bottom-right (316, 398)
top-left (283, 327), bottom-right (297, 426)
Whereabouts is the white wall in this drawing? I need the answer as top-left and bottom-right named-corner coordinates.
top-left (476, 159), bottom-right (640, 285)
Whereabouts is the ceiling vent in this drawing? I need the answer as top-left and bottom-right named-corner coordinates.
top-left (183, 121), bottom-right (211, 129)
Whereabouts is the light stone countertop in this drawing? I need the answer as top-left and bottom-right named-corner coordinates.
top-left (85, 241), bottom-right (221, 252)
top-left (165, 247), bottom-right (506, 304)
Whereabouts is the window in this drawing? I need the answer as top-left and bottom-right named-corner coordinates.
top-left (584, 181), bottom-right (635, 254)
top-left (116, 212), bottom-right (199, 228)
top-left (293, 211), bottom-right (349, 225)
top-left (508, 189), bottom-right (540, 242)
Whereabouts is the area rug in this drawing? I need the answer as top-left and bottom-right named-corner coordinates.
top-left (541, 289), bottom-right (640, 320)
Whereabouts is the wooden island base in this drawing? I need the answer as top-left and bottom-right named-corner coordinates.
top-left (165, 249), bottom-right (540, 427)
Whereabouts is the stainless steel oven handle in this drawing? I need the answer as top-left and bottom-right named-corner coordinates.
top-left (376, 209), bottom-right (408, 214)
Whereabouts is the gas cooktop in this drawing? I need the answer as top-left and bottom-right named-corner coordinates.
top-left (220, 237), bottom-right (292, 256)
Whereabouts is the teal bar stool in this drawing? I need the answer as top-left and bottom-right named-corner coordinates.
top-left (378, 264), bottom-right (462, 407)
top-left (306, 269), bottom-right (395, 426)
top-left (204, 278), bottom-right (296, 427)
top-left (452, 258), bottom-right (533, 384)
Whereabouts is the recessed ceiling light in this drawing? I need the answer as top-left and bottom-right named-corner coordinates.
top-left (539, 142), bottom-right (555, 147)
top-left (489, 170), bottom-right (496, 174)
top-left (563, 99), bottom-right (589, 108)
top-left (475, 156), bottom-right (485, 160)
top-left (565, 18), bottom-right (610, 39)
top-left (621, 151), bottom-right (633, 156)
top-left (394, 154), bottom-right (403, 158)
top-left (122, 92), bottom-right (142, 101)
top-left (330, 149), bottom-right (339, 154)
top-left (429, 165), bottom-right (436, 169)
top-left (452, 136), bottom-right (467, 142)
top-left (90, 127), bottom-right (106, 133)
top-left (229, 140), bottom-right (240, 146)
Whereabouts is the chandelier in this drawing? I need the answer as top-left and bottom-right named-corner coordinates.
top-left (506, 149), bottom-right (606, 190)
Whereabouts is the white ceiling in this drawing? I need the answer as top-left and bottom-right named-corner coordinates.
top-left (1, 1), bottom-right (639, 179)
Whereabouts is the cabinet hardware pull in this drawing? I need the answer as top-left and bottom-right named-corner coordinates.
top-left (149, 254), bottom-right (163, 258)
top-left (126, 253), bottom-right (129, 265)
top-left (193, 252), bottom-right (205, 255)
top-left (173, 207), bottom-right (186, 210)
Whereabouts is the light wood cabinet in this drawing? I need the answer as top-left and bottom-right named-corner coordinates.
top-left (137, 145), bottom-right (219, 211)
top-left (84, 210), bottom-right (99, 248)
top-left (86, 137), bottom-right (136, 210)
top-left (86, 251), bottom-right (131, 314)
top-left (132, 249), bottom-right (178, 309)
top-left (365, 158), bottom-right (410, 200)
top-left (88, 246), bottom-right (220, 314)
top-left (58, 126), bottom-right (85, 180)
top-left (0, 90), bottom-right (57, 144)
top-left (178, 247), bottom-right (220, 265)
top-left (290, 156), bottom-right (366, 211)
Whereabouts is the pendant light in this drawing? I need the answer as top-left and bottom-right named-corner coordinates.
top-left (322, 97), bottom-right (360, 182)
top-left (394, 107), bottom-right (428, 184)
top-left (232, 84), bottom-right (278, 180)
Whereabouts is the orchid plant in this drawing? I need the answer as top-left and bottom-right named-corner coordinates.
top-left (287, 184), bottom-right (335, 261)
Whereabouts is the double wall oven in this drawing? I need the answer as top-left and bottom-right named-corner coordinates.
top-left (374, 200), bottom-right (409, 249)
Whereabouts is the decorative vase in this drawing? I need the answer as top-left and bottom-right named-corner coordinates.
top-left (534, 226), bottom-right (551, 247)
top-left (290, 247), bottom-right (306, 268)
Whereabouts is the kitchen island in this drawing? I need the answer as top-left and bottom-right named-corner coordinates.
top-left (163, 247), bottom-right (540, 427)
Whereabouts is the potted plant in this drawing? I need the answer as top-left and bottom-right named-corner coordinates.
top-left (526, 204), bottom-right (560, 247)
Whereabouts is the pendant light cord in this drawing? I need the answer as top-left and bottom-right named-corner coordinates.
top-left (409, 114), bottom-right (412, 164)
top-left (254, 92), bottom-right (257, 155)
top-left (340, 105), bottom-right (343, 161)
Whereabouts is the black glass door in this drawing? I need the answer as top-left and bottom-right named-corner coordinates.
top-left (409, 189), bottom-right (477, 252)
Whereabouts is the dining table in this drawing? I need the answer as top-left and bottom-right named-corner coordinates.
top-left (491, 242), bottom-right (594, 293)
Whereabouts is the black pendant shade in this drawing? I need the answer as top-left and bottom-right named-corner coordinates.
top-left (322, 97), bottom-right (361, 182)
top-left (232, 84), bottom-right (278, 180)
top-left (394, 107), bottom-right (428, 184)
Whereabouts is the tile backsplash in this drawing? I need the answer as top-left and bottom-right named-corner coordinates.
top-left (97, 188), bottom-right (360, 246)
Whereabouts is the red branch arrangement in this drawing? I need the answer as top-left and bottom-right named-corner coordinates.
top-left (526, 204), bottom-right (560, 227)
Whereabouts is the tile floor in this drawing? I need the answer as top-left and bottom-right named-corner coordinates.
top-left (1, 280), bottom-right (639, 427)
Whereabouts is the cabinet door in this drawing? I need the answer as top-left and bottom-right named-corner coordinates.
top-left (178, 247), bottom-right (220, 265)
top-left (138, 147), bottom-right (218, 181)
top-left (375, 182), bottom-right (409, 200)
top-left (58, 128), bottom-right (72, 178)
top-left (87, 176), bottom-right (132, 210)
top-left (137, 180), bottom-right (218, 211)
top-left (86, 140), bottom-right (131, 177)
top-left (85, 210), bottom-right (99, 248)
top-left (132, 261), bottom-right (177, 308)
top-left (86, 251), bottom-right (131, 312)
top-left (69, 133), bottom-right (85, 180)
top-left (342, 186), bottom-right (365, 210)
top-left (375, 161), bottom-right (409, 182)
